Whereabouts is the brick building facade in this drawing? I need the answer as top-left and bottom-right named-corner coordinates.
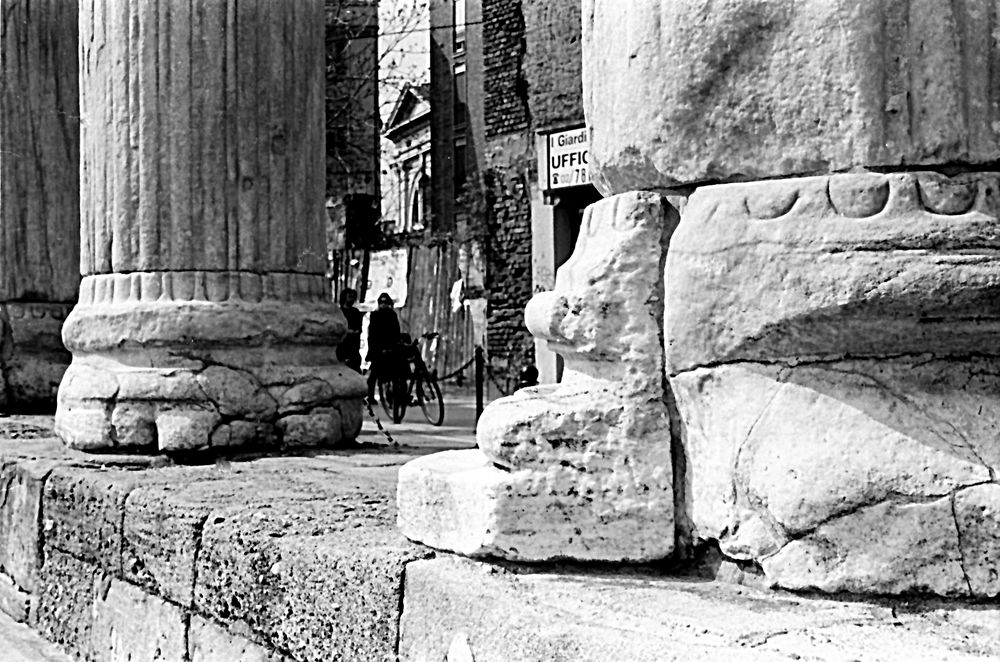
top-left (427, 0), bottom-right (598, 388)
top-left (478, 0), bottom-right (600, 385)
top-left (325, 0), bottom-right (380, 255)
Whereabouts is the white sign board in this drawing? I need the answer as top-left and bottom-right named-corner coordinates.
top-left (363, 248), bottom-right (408, 308)
top-left (543, 126), bottom-right (590, 190)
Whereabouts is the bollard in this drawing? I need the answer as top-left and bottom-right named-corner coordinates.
top-left (474, 346), bottom-right (485, 425)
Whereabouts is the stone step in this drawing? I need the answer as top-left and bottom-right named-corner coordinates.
top-left (0, 426), bottom-right (995, 661)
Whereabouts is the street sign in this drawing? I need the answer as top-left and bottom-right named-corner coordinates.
top-left (542, 126), bottom-right (590, 190)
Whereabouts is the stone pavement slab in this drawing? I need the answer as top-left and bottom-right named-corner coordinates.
top-left (401, 555), bottom-right (1000, 662)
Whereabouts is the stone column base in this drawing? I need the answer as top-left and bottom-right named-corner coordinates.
top-left (673, 360), bottom-right (1000, 598)
top-left (398, 379), bottom-right (674, 562)
top-left (1, 303), bottom-right (73, 411)
top-left (398, 448), bottom-right (673, 562)
top-left (57, 353), bottom-right (364, 453)
top-left (56, 272), bottom-right (365, 453)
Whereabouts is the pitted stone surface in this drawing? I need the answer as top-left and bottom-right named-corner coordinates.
top-left (0, 436), bottom-right (434, 661)
top-left (194, 471), bottom-right (428, 662)
top-left (667, 172), bottom-right (1000, 597)
top-left (584, 0), bottom-right (1000, 192)
top-left (31, 549), bottom-right (99, 657)
top-left (399, 192), bottom-right (676, 561)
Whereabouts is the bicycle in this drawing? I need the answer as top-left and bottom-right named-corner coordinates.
top-left (376, 332), bottom-right (445, 425)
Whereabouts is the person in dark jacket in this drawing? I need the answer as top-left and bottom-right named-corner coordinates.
top-left (336, 288), bottom-right (362, 373)
top-left (366, 292), bottom-right (401, 401)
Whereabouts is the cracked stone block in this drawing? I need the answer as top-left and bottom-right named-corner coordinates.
top-left (55, 0), bottom-right (365, 454)
top-left (31, 549), bottom-right (100, 657)
top-left (0, 459), bottom-right (57, 593)
top-left (954, 484), bottom-right (1000, 596)
top-left (122, 473), bottom-right (220, 608)
top-left (667, 172), bottom-right (1000, 597)
top-left (584, 0), bottom-right (1000, 193)
top-left (399, 192), bottom-right (677, 561)
top-left (194, 492), bottom-right (426, 662)
top-left (91, 579), bottom-right (187, 662)
top-left (43, 467), bottom-right (136, 575)
top-left (0, 571), bottom-right (30, 622)
top-left (762, 496), bottom-right (969, 596)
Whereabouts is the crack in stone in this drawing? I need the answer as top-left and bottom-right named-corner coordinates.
top-left (949, 492), bottom-right (975, 596)
top-left (671, 351), bottom-right (1000, 377)
top-left (730, 375), bottom-right (790, 548)
top-left (753, 483), bottom-right (995, 562)
top-left (676, 356), bottom-right (998, 480)
top-left (819, 362), bottom-right (996, 480)
top-left (189, 512), bottom-right (211, 614)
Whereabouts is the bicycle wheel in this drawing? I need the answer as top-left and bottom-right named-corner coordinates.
top-left (417, 377), bottom-right (444, 426)
top-left (391, 377), bottom-right (408, 423)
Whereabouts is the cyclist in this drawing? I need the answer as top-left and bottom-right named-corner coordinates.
top-left (365, 292), bottom-right (401, 403)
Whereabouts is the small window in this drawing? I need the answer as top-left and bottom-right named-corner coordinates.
top-left (454, 140), bottom-right (467, 190)
top-left (454, 63), bottom-right (467, 126)
top-left (454, 0), bottom-right (466, 52)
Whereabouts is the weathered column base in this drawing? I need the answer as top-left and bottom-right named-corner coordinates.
top-left (1, 303), bottom-right (73, 411)
top-left (56, 272), bottom-right (365, 453)
top-left (399, 192), bottom-right (677, 562)
top-left (673, 359), bottom-right (1000, 598)
top-left (56, 353), bottom-right (364, 453)
top-left (398, 383), bottom-right (674, 562)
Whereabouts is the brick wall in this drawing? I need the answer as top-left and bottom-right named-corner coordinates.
top-left (482, 155), bottom-right (535, 385)
top-left (483, 0), bottom-right (529, 139)
top-left (480, 0), bottom-right (584, 388)
top-left (522, 0), bottom-right (584, 130)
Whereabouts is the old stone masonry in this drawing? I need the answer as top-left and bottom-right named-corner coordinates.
top-left (398, 0), bottom-right (1000, 598)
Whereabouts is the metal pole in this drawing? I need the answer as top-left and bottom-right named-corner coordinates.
top-left (475, 345), bottom-right (485, 425)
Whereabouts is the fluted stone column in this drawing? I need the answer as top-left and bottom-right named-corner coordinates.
top-left (56, 0), bottom-right (365, 452)
top-left (0, 0), bottom-right (79, 409)
top-left (399, 0), bottom-right (1000, 597)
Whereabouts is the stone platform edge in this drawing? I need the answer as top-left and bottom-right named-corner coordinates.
top-left (0, 432), bottom-right (995, 661)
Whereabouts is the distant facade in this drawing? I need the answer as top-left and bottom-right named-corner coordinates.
top-left (325, 0), bottom-right (381, 272)
top-left (382, 84), bottom-right (432, 234)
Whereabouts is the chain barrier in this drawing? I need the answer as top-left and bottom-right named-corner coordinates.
top-left (486, 364), bottom-right (511, 397)
top-left (361, 348), bottom-right (517, 440)
top-left (436, 356), bottom-right (475, 382)
top-left (363, 397), bottom-right (398, 447)
top-left (436, 351), bottom-right (513, 397)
